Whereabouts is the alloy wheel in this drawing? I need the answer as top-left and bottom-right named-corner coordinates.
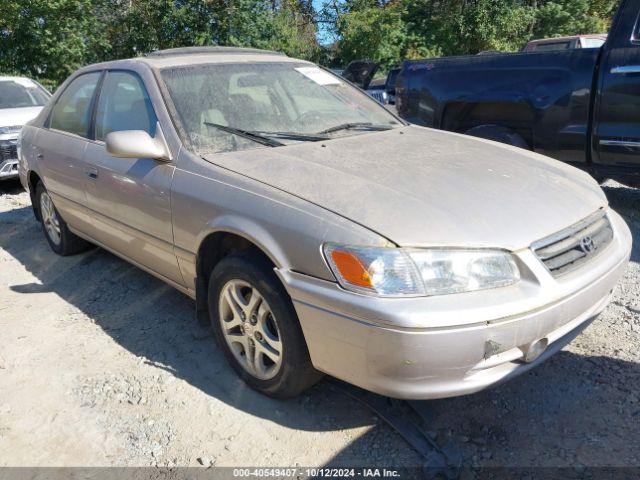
top-left (218, 279), bottom-right (283, 380)
top-left (40, 192), bottom-right (61, 246)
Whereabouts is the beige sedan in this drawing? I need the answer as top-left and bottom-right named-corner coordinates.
top-left (19, 47), bottom-right (631, 399)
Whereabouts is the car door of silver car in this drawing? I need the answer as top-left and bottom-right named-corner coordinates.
top-left (83, 70), bottom-right (183, 285)
top-left (37, 72), bottom-right (102, 234)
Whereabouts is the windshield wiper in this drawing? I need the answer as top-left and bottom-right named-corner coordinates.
top-left (204, 122), bottom-right (284, 147)
top-left (252, 131), bottom-right (329, 142)
top-left (318, 122), bottom-right (394, 135)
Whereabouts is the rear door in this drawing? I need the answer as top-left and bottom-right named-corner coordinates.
top-left (36, 71), bottom-right (102, 234)
top-left (593, 1), bottom-right (640, 168)
top-left (82, 69), bottom-right (183, 285)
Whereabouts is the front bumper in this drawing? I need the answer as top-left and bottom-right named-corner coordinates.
top-left (0, 134), bottom-right (19, 180)
top-left (278, 209), bottom-right (632, 399)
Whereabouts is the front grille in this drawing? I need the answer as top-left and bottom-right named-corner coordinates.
top-left (0, 144), bottom-right (18, 162)
top-left (532, 210), bottom-right (613, 276)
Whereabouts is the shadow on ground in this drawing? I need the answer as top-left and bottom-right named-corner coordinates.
top-left (0, 178), bottom-right (24, 195)
top-left (1, 181), bottom-right (639, 468)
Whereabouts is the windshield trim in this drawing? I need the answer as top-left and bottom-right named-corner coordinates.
top-left (156, 60), bottom-right (407, 155)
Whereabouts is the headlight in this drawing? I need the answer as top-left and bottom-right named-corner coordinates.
top-left (0, 125), bottom-right (21, 135)
top-left (323, 244), bottom-right (520, 297)
top-left (16, 131), bottom-right (22, 162)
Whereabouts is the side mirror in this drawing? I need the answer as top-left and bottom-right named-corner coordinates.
top-left (105, 130), bottom-right (170, 161)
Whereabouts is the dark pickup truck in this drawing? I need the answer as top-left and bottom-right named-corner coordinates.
top-left (396, 0), bottom-right (640, 186)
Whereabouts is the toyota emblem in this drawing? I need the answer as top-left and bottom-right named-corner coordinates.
top-left (580, 235), bottom-right (596, 254)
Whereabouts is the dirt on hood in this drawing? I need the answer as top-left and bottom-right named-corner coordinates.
top-left (204, 125), bottom-right (606, 250)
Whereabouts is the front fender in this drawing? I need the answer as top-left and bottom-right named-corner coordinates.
top-left (196, 213), bottom-right (291, 269)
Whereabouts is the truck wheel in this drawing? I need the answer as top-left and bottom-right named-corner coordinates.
top-left (465, 125), bottom-right (529, 150)
top-left (35, 182), bottom-right (91, 256)
top-left (208, 251), bottom-right (322, 398)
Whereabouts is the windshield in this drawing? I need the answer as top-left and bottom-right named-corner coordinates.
top-left (0, 79), bottom-right (50, 109)
top-left (161, 62), bottom-right (400, 155)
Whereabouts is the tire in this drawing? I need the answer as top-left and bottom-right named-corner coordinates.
top-left (35, 182), bottom-right (91, 256)
top-left (465, 125), bottom-right (529, 150)
top-left (208, 251), bottom-right (322, 398)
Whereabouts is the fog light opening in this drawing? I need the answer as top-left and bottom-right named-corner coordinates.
top-left (523, 338), bottom-right (548, 363)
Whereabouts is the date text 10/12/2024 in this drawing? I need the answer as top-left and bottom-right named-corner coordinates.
top-left (232, 468), bottom-right (402, 477)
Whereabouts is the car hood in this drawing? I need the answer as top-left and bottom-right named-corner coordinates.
top-left (204, 126), bottom-right (607, 250)
top-left (0, 106), bottom-right (43, 128)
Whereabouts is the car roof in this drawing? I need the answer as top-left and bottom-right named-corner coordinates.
top-left (146, 46), bottom-right (285, 58)
top-left (527, 34), bottom-right (607, 44)
top-left (0, 75), bottom-right (34, 82)
top-left (75, 47), bottom-right (310, 73)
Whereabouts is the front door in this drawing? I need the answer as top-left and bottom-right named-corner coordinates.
top-left (83, 70), bottom-right (183, 285)
top-left (593, 1), bottom-right (640, 168)
top-left (37, 72), bottom-right (102, 234)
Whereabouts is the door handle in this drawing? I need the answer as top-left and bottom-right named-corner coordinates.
top-left (599, 139), bottom-right (640, 148)
top-left (610, 65), bottom-right (640, 74)
top-left (85, 167), bottom-right (98, 180)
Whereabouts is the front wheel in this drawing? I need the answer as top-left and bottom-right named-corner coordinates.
top-left (208, 251), bottom-right (322, 398)
top-left (35, 182), bottom-right (90, 256)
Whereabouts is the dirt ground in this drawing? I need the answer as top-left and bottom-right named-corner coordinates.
top-left (0, 178), bottom-right (639, 470)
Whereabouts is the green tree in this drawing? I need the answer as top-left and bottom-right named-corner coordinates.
top-left (323, 0), bottom-right (616, 71)
top-left (105, 0), bottom-right (278, 57)
top-left (0, 0), bottom-right (109, 85)
top-left (404, 0), bottom-right (534, 56)
top-left (532, 0), bottom-right (614, 38)
top-left (0, 0), bottom-right (323, 86)
top-left (266, 0), bottom-right (322, 61)
top-left (334, 0), bottom-right (408, 69)
top-left (0, 0), bottom-right (621, 88)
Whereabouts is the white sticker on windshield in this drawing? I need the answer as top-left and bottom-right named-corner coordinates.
top-left (295, 67), bottom-right (341, 85)
top-left (12, 78), bottom-right (37, 88)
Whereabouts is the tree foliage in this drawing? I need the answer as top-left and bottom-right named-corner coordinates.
top-left (0, 0), bottom-right (109, 83)
top-left (323, 0), bottom-right (617, 71)
top-left (0, 0), bottom-right (621, 88)
top-left (0, 0), bottom-right (320, 87)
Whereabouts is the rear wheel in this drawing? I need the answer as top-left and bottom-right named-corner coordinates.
top-left (208, 251), bottom-right (322, 398)
top-left (35, 182), bottom-right (90, 256)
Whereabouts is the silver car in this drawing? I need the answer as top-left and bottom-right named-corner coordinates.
top-left (18, 47), bottom-right (632, 399)
top-left (0, 76), bottom-right (50, 180)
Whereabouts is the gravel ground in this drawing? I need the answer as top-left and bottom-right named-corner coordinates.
top-left (0, 178), bottom-right (638, 470)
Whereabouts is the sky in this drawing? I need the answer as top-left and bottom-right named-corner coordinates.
top-left (312, 0), bottom-right (335, 45)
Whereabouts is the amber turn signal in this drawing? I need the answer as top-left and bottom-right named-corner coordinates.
top-left (330, 250), bottom-right (373, 288)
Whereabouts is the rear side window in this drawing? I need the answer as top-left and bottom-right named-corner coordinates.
top-left (582, 38), bottom-right (606, 49)
top-left (533, 41), bottom-right (571, 52)
top-left (94, 71), bottom-right (157, 142)
top-left (49, 72), bottom-right (101, 137)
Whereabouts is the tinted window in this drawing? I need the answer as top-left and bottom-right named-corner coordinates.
top-left (0, 79), bottom-right (50, 109)
top-left (49, 72), bottom-right (101, 137)
top-left (385, 69), bottom-right (400, 93)
top-left (533, 41), bottom-right (571, 52)
top-left (95, 71), bottom-right (157, 142)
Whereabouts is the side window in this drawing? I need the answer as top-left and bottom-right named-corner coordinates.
top-left (49, 72), bottom-right (101, 137)
top-left (95, 71), bottom-right (157, 142)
